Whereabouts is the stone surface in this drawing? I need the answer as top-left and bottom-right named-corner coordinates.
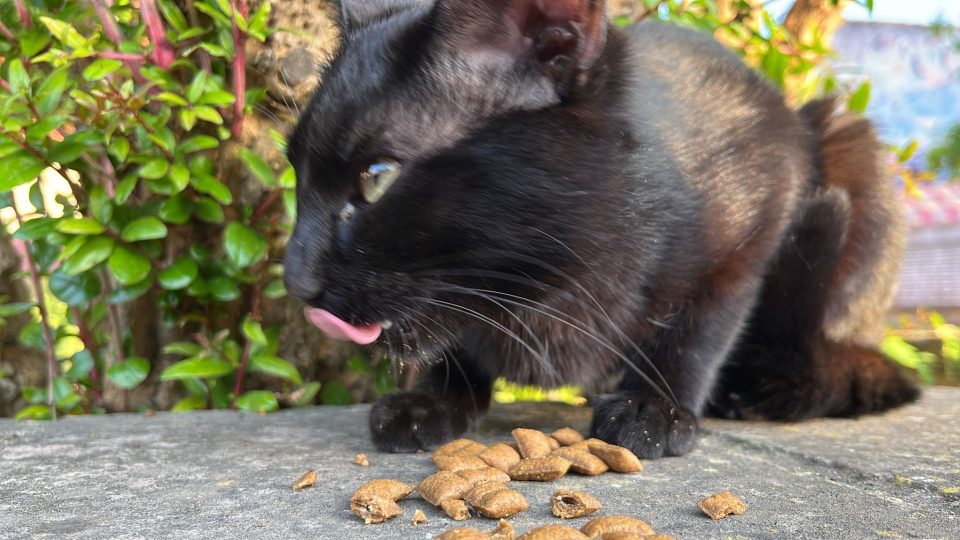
top-left (1, 388), bottom-right (958, 539)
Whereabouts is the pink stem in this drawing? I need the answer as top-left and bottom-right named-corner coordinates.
top-left (139, 0), bottom-right (174, 69)
top-left (230, 0), bottom-right (248, 137)
top-left (98, 51), bottom-right (147, 62)
top-left (0, 20), bottom-right (15, 41)
top-left (14, 0), bottom-right (31, 28)
top-left (90, 0), bottom-right (150, 85)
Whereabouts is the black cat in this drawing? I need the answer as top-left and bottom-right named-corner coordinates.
top-left (283, 0), bottom-right (919, 458)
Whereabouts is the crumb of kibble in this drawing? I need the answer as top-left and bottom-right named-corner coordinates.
top-left (292, 470), bottom-right (317, 491)
top-left (354, 453), bottom-right (370, 467)
top-left (551, 489), bottom-right (602, 519)
top-left (411, 509), bottom-right (427, 525)
top-left (697, 491), bottom-right (747, 520)
top-left (441, 498), bottom-right (472, 521)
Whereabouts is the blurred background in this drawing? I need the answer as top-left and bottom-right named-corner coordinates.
top-left (0, 0), bottom-right (957, 419)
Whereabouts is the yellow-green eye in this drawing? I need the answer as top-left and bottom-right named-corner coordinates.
top-left (359, 160), bottom-right (401, 204)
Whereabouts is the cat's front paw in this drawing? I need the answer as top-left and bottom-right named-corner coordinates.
top-left (368, 392), bottom-right (466, 453)
top-left (589, 393), bottom-right (699, 458)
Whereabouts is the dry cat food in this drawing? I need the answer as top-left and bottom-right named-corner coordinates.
top-left (354, 453), bottom-right (370, 467)
top-left (551, 489), bottom-right (602, 519)
top-left (292, 470), bottom-right (317, 491)
top-left (479, 443), bottom-right (523, 472)
top-left (512, 428), bottom-right (554, 459)
top-left (412, 509), bottom-right (428, 525)
top-left (435, 454), bottom-right (490, 472)
top-left (518, 524), bottom-right (588, 539)
top-left (580, 516), bottom-right (655, 537)
top-left (697, 490), bottom-right (747, 520)
top-left (458, 466), bottom-right (512, 486)
top-left (508, 456), bottom-right (572, 481)
top-left (464, 481), bottom-right (529, 518)
top-left (434, 439), bottom-right (488, 457)
top-left (349, 479), bottom-right (415, 524)
top-left (441, 498), bottom-right (472, 521)
top-left (551, 427), bottom-right (585, 446)
top-left (419, 471), bottom-right (474, 506)
top-left (437, 518), bottom-right (515, 540)
top-left (551, 447), bottom-right (609, 476)
top-left (585, 440), bottom-right (644, 474)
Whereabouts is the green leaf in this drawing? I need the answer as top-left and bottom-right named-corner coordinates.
top-left (56, 217), bottom-right (105, 236)
top-left (107, 357), bottom-right (150, 389)
top-left (169, 163), bottom-right (190, 193)
top-left (39, 17), bottom-right (88, 50)
top-left (292, 382), bottom-right (321, 407)
top-left (89, 186), bottom-right (114, 224)
top-left (62, 236), bottom-right (115, 275)
top-left (122, 217), bottom-right (168, 242)
top-left (263, 279), bottom-right (287, 299)
top-left (16, 404), bottom-right (52, 421)
top-left (108, 278), bottom-right (153, 304)
top-left (179, 135), bottom-right (219, 154)
top-left (35, 68), bottom-right (70, 116)
top-left (13, 217), bottom-right (57, 241)
top-left (194, 105), bottom-right (223, 125)
top-left (26, 116), bottom-right (65, 141)
top-left (346, 355), bottom-right (372, 374)
top-left (848, 81), bottom-right (871, 113)
top-left (7, 59), bottom-right (30, 94)
top-left (241, 317), bottom-right (268, 346)
top-left (162, 341), bottom-right (203, 356)
top-left (20, 28), bottom-right (51, 58)
top-left (192, 174), bottom-right (232, 204)
top-left (320, 381), bottom-right (352, 405)
top-left (186, 70), bottom-right (208, 103)
top-left (157, 91), bottom-right (188, 107)
top-left (49, 269), bottom-right (102, 306)
top-left (249, 355), bottom-right (302, 384)
top-left (235, 390), bottom-right (279, 413)
top-left (139, 158), bottom-right (170, 180)
top-left (172, 394), bottom-right (207, 412)
top-left (83, 58), bottom-right (123, 81)
top-left (0, 151), bottom-right (45, 191)
top-left (108, 246), bottom-right (152, 285)
top-left (179, 108), bottom-right (197, 131)
top-left (158, 194), bottom-right (193, 225)
top-left (193, 198), bottom-right (224, 223)
top-left (224, 222), bottom-right (267, 269)
top-left (197, 90), bottom-right (235, 107)
top-left (22, 385), bottom-right (47, 404)
top-left (158, 257), bottom-right (199, 290)
top-left (0, 302), bottom-right (34, 317)
top-left (115, 174), bottom-right (138, 204)
top-left (278, 167), bottom-right (296, 189)
top-left (238, 149), bottom-right (274, 185)
top-left (54, 335), bottom-right (84, 360)
top-left (158, 0), bottom-right (190, 32)
top-left (161, 356), bottom-right (234, 380)
top-left (65, 350), bottom-right (95, 381)
top-left (109, 138), bottom-right (130, 162)
top-left (53, 376), bottom-right (78, 409)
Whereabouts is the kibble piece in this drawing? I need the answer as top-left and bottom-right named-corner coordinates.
top-left (551, 447), bottom-right (609, 476)
top-left (419, 471), bottom-right (474, 506)
top-left (512, 428), bottom-right (554, 459)
top-left (464, 482), bottom-right (528, 518)
top-left (442, 498), bottom-right (473, 521)
top-left (355, 453), bottom-right (370, 467)
top-left (586, 441), bottom-right (643, 473)
top-left (697, 491), bottom-right (747, 520)
top-left (350, 479), bottom-right (414, 524)
top-left (518, 525), bottom-right (588, 540)
top-left (548, 437), bottom-right (561, 450)
top-left (597, 534), bottom-right (650, 540)
top-left (645, 535), bottom-right (676, 540)
top-left (458, 466), bottom-right (512, 486)
top-left (551, 490), bottom-right (602, 519)
top-left (479, 443), bottom-right (523, 472)
top-left (435, 454), bottom-right (490, 472)
top-left (412, 509), bottom-right (428, 525)
top-left (551, 427), bottom-right (585, 446)
top-left (580, 516), bottom-right (655, 537)
top-left (434, 439), bottom-right (487, 458)
top-left (292, 470), bottom-right (317, 491)
top-left (508, 456), bottom-right (571, 481)
top-left (352, 497), bottom-right (403, 524)
top-left (436, 528), bottom-right (489, 540)
top-left (490, 519), bottom-right (515, 540)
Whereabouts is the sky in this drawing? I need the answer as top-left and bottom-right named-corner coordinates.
top-left (766, 0), bottom-right (960, 26)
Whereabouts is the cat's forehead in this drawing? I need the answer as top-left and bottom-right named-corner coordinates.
top-left (301, 9), bottom-right (557, 167)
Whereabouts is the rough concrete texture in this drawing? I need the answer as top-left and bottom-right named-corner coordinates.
top-left (1, 387), bottom-right (958, 539)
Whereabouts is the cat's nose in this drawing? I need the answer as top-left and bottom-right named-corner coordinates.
top-left (283, 236), bottom-right (326, 303)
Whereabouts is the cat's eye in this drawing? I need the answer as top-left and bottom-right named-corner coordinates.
top-left (359, 159), bottom-right (401, 204)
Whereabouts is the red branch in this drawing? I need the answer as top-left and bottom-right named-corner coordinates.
top-left (139, 0), bottom-right (174, 68)
top-left (0, 20), bottom-right (16, 41)
top-left (91, 0), bottom-right (149, 84)
top-left (230, 0), bottom-right (248, 137)
top-left (14, 0), bottom-right (32, 28)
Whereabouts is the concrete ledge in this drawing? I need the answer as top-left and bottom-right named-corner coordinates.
top-left (1, 388), bottom-right (958, 539)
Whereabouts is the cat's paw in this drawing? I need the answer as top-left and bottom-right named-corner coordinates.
top-left (368, 392), bottom-right (466, 453)
top-left (589, 393), bottom-right (699, 459)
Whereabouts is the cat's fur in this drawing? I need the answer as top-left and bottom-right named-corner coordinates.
top-left (283, 0), bottom-right (919, 458)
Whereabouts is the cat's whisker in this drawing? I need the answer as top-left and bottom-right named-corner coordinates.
top-left (427, 281), bottom-right (676, 406)
top-left (277, 67), bottom-right (302, 118)
top-left (411, 315), bottom-right (481, 415)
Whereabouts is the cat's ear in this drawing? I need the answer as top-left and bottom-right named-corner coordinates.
top-left (434, 0), bottom-right (608, 92)
top-left (334, 0), bottom-right (428, 35)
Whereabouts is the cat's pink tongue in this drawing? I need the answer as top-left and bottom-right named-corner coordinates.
top-left (303, 307), bottom-right (382, 345)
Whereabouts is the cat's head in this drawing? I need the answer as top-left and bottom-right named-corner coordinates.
top-left (284, 0), bottom-right (629, 354)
